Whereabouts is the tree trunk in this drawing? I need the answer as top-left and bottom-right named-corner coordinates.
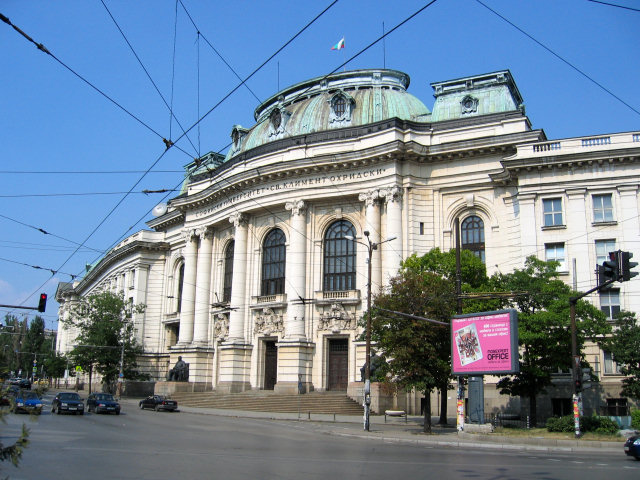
top-left (423, 390), bottom-right (432, 433)
top-left (438, 383), bottom-right (448, 425)
top-left (528, 393), bottom-right (537, 428)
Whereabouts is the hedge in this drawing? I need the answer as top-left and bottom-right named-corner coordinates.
top-left (546, 415), bottom-right (619, 434)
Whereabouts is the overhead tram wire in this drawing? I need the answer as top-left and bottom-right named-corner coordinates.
top-left (475, 0), bottom-right (640, 118)
top-left (587, 0), bottom-right (640, 13)
top-left (0, 213), bottom-right (105, 255)
top-left (99, 0), bottom-right (199, 157)
top-left (0, 189), bottom-right (178, 198)
top-left (178, 0), bottom-right (262, 104)
top-left (77, 0), bottom-right (442, 295)
top-left (0, 12), bottom-right (195, 161)
top-left (0, 256), bottom-right (78, 280)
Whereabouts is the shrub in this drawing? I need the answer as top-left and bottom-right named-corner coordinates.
top-left (631, 409), bottom-right (640, 430)
top-left (546, 415), bottom-right (620, 434)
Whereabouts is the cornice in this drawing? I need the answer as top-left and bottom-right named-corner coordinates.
top-left (76, 240), bottom-right (170, 293)
top-left (491, 147), bottom-right (640, 185)
top-left (146, 209), bottom-right (184, 230)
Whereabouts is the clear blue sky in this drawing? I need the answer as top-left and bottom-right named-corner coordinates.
top-left (1, 0), bottom-right (638, 330)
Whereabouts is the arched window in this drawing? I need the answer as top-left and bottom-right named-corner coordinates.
top-left (176, 263), bottom-right (185, 312)
top-left (323, 220), bottom-right (356, 291)
top-left (261, 229), bottom-right (286, 296)
top-left (461, 215), bottom-right (485, 263)
top-left (223, 241), bottom-right (234, 303)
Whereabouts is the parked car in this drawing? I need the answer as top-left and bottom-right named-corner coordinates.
top-left (8, 378), bottom-right (31, 389)
top-left (624, 434), bottom-right (640, 460)
top-left (51, 392), bottom-right (84, 415)
top-left (12, 390), bottom-right (43, 415)
top-left (87, 393), bottom-right (121, 415)
top-left (138, 395), bottom-right (177, 412)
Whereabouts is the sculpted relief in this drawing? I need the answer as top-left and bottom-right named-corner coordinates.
top-left (318, 303), bottom-right (355, 333)
top-left (254, 308), bottom-right (284, 336)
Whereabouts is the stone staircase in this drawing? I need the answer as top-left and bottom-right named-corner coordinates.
top-left (168, 390), bottom-right (364, 415)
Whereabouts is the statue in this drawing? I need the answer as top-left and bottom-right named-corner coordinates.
top-left (167, 356), bottom-right (189, 382)
top-left (360, 353), bottom-right (382, 382)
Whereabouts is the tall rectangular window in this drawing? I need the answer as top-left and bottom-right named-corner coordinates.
top-left (593, 193), bottom-right (614, 223)
top-left (595, 239), bottom-right (616, 264)
top-left (543, 198), bottom-right (563, 227)
top-left (599, 289), bottom-right (620, 320)
top-left (545, 243), bottom-right (566, 271)
top-left (603, 350), bottom-right (621, 375)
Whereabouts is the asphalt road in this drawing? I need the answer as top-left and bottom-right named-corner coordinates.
top-left (1, 392), bottom-right (638, 480)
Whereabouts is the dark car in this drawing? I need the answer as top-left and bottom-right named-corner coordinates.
top-left (624, 434), bottom-right (640, 460)
top-left (12, 390), bottom-right (43, 415)
top-left (87, 393), bottom-right (121, 415)
top-left (51, 392), bottom-right (84, 415)
top-left (9, 378), bottom-right (30, 390)
top-left (138, 395), bottom-right (177, 412)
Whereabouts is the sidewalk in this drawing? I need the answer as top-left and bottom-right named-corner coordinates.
top-left (116, 396), bottom-right (626, 454)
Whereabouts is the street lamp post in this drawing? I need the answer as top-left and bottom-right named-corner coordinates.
top-left (345, 230), bottom-right (396, 431)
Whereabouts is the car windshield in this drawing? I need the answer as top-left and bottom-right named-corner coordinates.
top-left (59, 393), bottom-right (80, 401)
top-left (23, 392), bottom-right (39, 400)
top-left (95, 394), bottom-right (114, 401)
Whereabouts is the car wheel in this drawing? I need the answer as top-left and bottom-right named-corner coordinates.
top-left (79, 410), bottom-right (84, 415)
top-left (116, 410), bottom-right (120, 415)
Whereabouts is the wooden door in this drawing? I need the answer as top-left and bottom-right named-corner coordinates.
top-left (328, 339), bottom-right (348, 391)
top-left (264, 341), bottom-right (277, 390)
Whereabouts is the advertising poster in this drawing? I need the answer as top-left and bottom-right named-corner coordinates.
top-left (451, 309), bottom-right (519, 375)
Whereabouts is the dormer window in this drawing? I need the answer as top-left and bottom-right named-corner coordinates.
top-left (328, 91), bottom-right (355, 126)
top-left (229, 125), bottom-right (248, 153)
top-left (461, 95), bottom-right (479, 114)
top-left (270, 109), bottom-right (282, 130)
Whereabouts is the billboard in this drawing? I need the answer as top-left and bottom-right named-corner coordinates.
top-left (451, 309), bottom-right (519, 376)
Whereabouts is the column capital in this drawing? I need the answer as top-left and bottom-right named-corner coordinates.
top-left (285, 199), bottom-right (306, 217)
top-left (358, 190), bottom-right (380, 207)
top-left (381, 185), bottom-right (402, 203)
top-left (229, 212), bottom-right (247, 228)
top-left (195, 226), bottom-right (213, 240)
top-left (181, 228), bottom-right (198, 242)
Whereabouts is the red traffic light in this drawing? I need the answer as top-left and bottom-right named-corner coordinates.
top-left (37, 293), bottom-right (47, 313)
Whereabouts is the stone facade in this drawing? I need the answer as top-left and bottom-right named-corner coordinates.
top-left (56, 69), bottom-right (640, 418)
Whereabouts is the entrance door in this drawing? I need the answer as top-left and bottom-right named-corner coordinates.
top-left (328, 338), bottom-right (348, 391)
top-left (264, 341), bottom-right (277, 390)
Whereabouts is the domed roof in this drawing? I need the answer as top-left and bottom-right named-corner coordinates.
top-left (225, 69), bottom-right (430, 161)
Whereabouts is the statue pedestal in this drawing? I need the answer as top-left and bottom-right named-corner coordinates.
top-left (155, 381), bottom-right (210, 395)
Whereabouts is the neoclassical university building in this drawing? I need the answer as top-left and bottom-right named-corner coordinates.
top-left (56, 69), bottom-right (640, 416)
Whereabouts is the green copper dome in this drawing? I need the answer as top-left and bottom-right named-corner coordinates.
top-left (225, 69), bottom-right (430, 160)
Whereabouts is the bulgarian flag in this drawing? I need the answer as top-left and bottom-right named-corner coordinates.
top-left (331, 37), bottom-right (345, 50)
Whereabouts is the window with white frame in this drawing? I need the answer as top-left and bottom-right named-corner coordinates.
top-left (599, 289), bottom-right (620, 320)
top-left (603, 350), bottom-right (621, 375)
top-left (545, 243), bottom-right (566, 271)
top-left (595, 239), bottom-right (616, 264)
top-left (543, 198), bottom-right (563, 227)
top-left (592, 193), bottom-right (614, 223)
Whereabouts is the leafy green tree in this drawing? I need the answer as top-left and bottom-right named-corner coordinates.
top-left (400, 249), bottom-right (493, 424)
top-left (605, 311), bottom-right (640, 401)
top-left (63, 291), bottom-right (148, 394)
top-left (494, 256), bottom-right (610, 426)
top-left (370, 269), bottom-right (456, 433)
top-left (43, 352), bottom-right (68, 387)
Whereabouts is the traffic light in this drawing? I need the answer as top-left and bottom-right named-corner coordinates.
top-left (37, 293), bottom-right (47, 313)
top-left (602, 252), bottom-right (620, 282)
top-left (574, 377), bottom-right (582, 393)
top-left (619, 251), bottom-right (638, 282)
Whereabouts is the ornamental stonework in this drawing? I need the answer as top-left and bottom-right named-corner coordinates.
top-left (213, 313), bottom-right (229, 341)
top-left (318, 303), bottom-right (355, 333)
top-left (254, 308), bottom-right (284, 336)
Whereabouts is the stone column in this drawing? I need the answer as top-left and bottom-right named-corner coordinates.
top-left (285, 200), bottom-right (307, 339)
top-left (517, 193), bottom-right (538, 261)
top-left (567, 189), bottom-right (588, 286)
top-left (178, 228), bottom-right (198, 345)
top-left (381, 185), bottom-right (403, 282)
top-left (358, 190), bottom-right (382, 292)
top-left (228, 213), bottom-right (248, 341)
top-left (192, 227), bottom-right (213, 345)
